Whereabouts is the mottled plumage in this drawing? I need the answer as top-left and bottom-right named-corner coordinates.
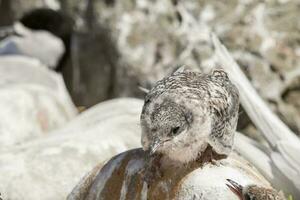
top-left (140, 68), bottom-right (239, 163)
top-left (226, 179), bottom-right (286, 200)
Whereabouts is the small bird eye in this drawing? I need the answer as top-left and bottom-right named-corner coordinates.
top-left (170, 126), bottom-right (181, 136)
top-left (144, 97), bottom-right (151, 104)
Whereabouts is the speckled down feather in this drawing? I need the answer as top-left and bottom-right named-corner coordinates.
top-left (140, 69), bottom-right (239, 163)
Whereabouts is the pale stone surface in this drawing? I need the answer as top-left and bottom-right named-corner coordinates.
top-left (0, 98), bottom-right (142, 200)
top-left (0, 56), bottom-right (77, 150)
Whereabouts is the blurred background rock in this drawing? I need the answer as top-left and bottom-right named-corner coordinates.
top-left (1, 0), bottom-right (300, 139)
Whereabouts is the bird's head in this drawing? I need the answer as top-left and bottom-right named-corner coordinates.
top-left (226, 179), bottom-right (284, 200)
top-left (226, 179), bottom-right (249, 200)
top-left (140, 68), bottom-right (239, 163)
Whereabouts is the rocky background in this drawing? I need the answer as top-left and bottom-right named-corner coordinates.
top-left (1, 0), bottom-right (300, 199)
top-left (1, 0), bottom-right (300, 143)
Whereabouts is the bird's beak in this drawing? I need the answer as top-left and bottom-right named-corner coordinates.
top-left (226, 179), bottom-right (244, 200)
top-left (149, 140), bottom-right (162, 156)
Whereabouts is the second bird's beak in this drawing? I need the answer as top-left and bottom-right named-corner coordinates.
top-left (149, 140), bottom-right (162, 156)
top-left (226, 179), bottom-right (244, 200)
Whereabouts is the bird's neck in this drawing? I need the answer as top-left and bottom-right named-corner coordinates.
top-left (144, 146), bottom-right (227, 199)
top-left (195, 144), bottom-right (227, 164)
top-left (145, 144), bottom-right (227, 181)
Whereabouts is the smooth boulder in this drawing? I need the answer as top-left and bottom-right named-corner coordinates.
top-left (0, 98), bottom-right (142, 200)
top-left (0, 56), bottom-right (76, 150)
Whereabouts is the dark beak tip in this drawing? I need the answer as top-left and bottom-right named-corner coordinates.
top-left (225, 183), bottom-right (231, 189)
top-left (147, 147), bottom-right (157, 156)
top-left (226, 178), bottom-right (235, 184)
top-left (226, 179), bottom-right (241, 188)
top-left (149, 151), bottom-right (155, 156)
top-left (226, 179), bottom-right (244, 200)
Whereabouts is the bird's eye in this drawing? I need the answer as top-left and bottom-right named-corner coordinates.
top-left (170, 126), bottom-right (181, 136)
top-left (144, 97), bottom-right (150, 104)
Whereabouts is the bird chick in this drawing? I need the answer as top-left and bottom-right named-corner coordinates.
top-left (140, 68), bottom-right (239, 163)
top-left (226, 179), bottom-right (286, 200)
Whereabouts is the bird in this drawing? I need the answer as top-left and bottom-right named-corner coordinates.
top-left (67, 69), bottom-right (281, 200)
top-left (226, 179), bottom-right (286, 200)
top-left (140, 67), bottom-right (240, 163)
top-left (139, 68), bottom-right (285, 199)
top-left (140, 67), bottom-right (246, 191)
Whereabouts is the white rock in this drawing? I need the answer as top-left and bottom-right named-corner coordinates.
top-left (0, 56), bottom-right (76, 150)
top-left (0, 98), bottom-right (142, 200)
